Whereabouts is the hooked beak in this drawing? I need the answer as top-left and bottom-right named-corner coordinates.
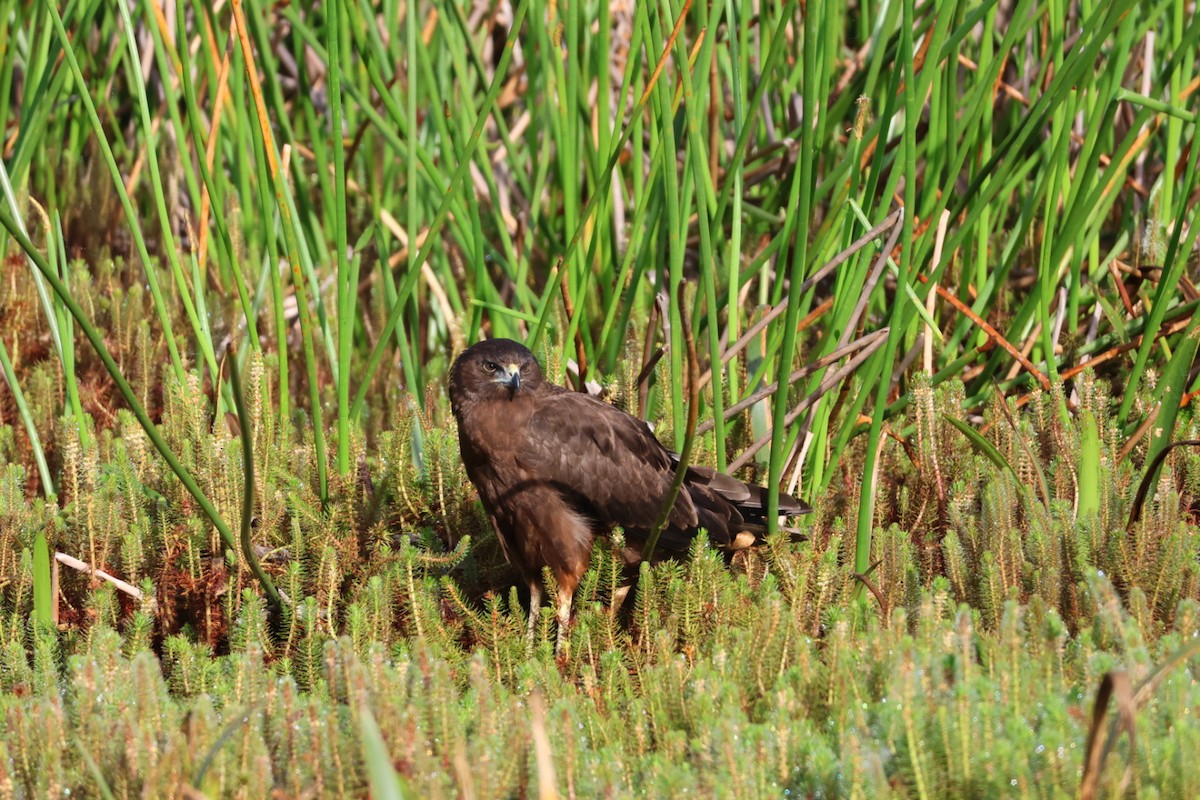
top-left (500, 364), bottom-right (521, 394)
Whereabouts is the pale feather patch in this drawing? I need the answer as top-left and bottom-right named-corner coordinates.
top-left (547, 506), bottom-right (594, 592)
top-left (730, 531), bottom-right (758, 550)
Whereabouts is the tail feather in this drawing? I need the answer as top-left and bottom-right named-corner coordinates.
top-left (623, 463), bottom-right (814, 562)
top-left (673, 454), bottom-right (811, 517)
top-left (686, 469), bottom-right (812, 548)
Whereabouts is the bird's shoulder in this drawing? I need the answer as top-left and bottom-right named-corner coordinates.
top-left (514, 385), bottom-right (694, 524)
top-left (526, 385), bottom-right (669, 465)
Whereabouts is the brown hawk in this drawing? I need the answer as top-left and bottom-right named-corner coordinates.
top-left (448, 338), bottom-right (811, 650)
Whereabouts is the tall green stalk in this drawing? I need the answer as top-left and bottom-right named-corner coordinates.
top-left (854, 0), bottom-right (919, 586)
top-left (329, 0), bottom-right (354, 477)
top-left (766, 0), bottom-right (815, 528)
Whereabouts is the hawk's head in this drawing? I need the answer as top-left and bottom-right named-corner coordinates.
top-left (449, 338), bottom-right (543, 415)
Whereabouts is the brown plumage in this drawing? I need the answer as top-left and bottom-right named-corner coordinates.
top-left (448, 338), bottom-right (811, 649)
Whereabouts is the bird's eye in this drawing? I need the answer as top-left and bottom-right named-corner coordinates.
top-left (483, 361), bottom-right (498, 373)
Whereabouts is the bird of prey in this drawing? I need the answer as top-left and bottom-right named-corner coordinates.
top-left (448, 338), bottom-right (811, 651)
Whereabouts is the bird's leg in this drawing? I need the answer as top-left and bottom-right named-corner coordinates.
top-left (554, 587), bottom-right (573, 655)
top-left (527, 581), bottom-right (542, 648)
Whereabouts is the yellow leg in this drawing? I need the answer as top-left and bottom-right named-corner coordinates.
top-left (527, 581), bottom-right (542, 649)
top-left (555, 588), bottom-right (573, 655)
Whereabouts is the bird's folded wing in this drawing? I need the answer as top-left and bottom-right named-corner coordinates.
top-left (521, 391), bottom-right (699, 531)
top-left (672, 456), bottom-right (812, 516)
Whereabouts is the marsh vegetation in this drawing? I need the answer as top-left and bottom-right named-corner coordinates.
top-left (1, 0), bottom-right (1199, 796)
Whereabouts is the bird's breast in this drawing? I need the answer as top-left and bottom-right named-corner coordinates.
top-left (456, 423), bottom-right (529, 505)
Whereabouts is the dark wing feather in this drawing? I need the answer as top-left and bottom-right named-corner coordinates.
top-left (519, 388), bottom-right (699, 531)
top-left (671, 458), bottom-right (808, 515)
top-left (680, 463), bottom-right (751, 501)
